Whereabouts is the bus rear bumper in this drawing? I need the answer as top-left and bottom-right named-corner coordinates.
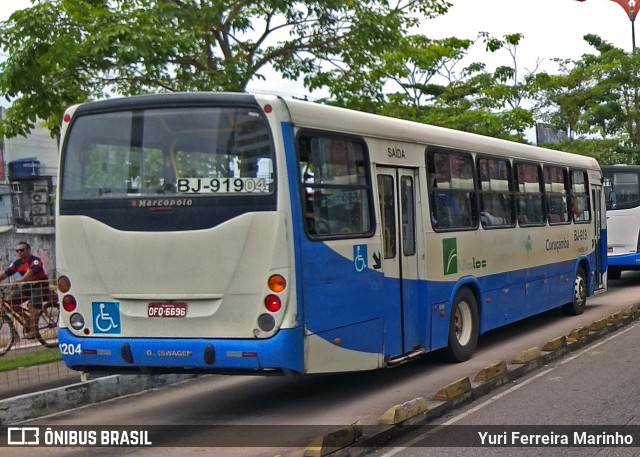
top-left (608, 253), bottom-right (640, 269)
top-left (58, 328), bottom-right (304, 375)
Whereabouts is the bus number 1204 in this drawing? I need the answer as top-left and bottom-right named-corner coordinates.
top-left (60, 343), bottom-right (82, 355)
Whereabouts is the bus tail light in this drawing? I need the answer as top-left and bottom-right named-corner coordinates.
top-left (69, 313), bottom-right (85, 330)
top-left (58, 275), bottom-right (71, 293)
top-left (264, 295), bottom-right (282, 312)
top-left (63, 295), bottom-right (77, 312)
top-left (257, 314), bottom-right (275, 332)
top-left (268, 275), bottom-right (286, 293)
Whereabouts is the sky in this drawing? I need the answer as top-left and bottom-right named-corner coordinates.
top-left (423, 0), bottom-right (635, 75)
top-left (0, 0), bottom-right (637, 99)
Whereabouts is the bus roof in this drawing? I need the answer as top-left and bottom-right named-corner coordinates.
top-left (273, 96), bottom-right (600, 171)
top-left (65, 92), bottom-right (600, 172)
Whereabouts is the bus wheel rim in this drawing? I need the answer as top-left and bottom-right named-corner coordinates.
top-left (455, 301), bottom-right (472, 345)
top-left (574, 274), bottom-right (586, 308)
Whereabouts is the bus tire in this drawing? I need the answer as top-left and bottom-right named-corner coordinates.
top-left (562, 266), bottom-right (587, 316)
top-left (444, 288), bottom-right (479, 363)
top-left (608, 267), bottom-right (621, 280)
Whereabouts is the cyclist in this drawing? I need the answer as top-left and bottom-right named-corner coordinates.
top-left (0, 241), bottom-right (49, 339)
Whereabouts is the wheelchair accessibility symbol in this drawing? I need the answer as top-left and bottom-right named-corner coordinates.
top-left (92, 302), bottom-right (121, 334)
top-left (353, 244), bottom-right (368, 272)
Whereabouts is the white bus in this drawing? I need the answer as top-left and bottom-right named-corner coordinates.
top-left (602, 165), bottom-right (640, 279)
top-left (55, 93), bottom-right (607, 374)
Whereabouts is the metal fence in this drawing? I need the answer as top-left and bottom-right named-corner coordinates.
top-left (0, 280), bottom-right (79, 401)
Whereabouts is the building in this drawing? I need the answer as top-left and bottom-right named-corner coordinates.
top-left (0, 107), bottom-right (57, 274)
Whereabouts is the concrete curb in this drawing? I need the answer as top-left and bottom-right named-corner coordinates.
top-left (0, 373), bottom-right (196, 425)
top-left (379, 397), bottom-right (428, 425)
top-left (304, 303), bottom-right (640, 457)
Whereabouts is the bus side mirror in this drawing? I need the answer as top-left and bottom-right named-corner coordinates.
top-left (609, 191), bottom-right (617, 209)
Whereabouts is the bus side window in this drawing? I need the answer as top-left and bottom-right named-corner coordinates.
top-left (515, 162), bottom-right (545, 226)
top-left (544, 166), bottom-right (569, 224)
top-left (377, 175), bottom-right (396, 258)
top-left (571, 170), bottom-right (591, 223)
top-left (427, 149), bottom-right (477, 230)
top-left (297, 134), bottom-right (372, 238)
top-left (477, 157), bottom-right (514, 228)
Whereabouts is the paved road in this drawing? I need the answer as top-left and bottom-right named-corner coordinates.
top-left (368, 320), bottom-right (640, 457)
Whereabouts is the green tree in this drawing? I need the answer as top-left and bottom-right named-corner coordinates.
top-left (319, 34), bottom-right (474, 116)
top-left (326, 30), bottom-right (538, 142)
top-left (532, 59), bottom-right (588, 141)
top-left (415, 33), bottom-right (536, 142)
top-left (0, 0), bottom-right (450, 138)
top-left (535, 35), bottom-right (640, 161)
top-left (578, 35), bottom-right (640, 148)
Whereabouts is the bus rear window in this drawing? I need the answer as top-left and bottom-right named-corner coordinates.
top-left (62, 107), bottom-right (275, 200)
top-left (604, 170), bottom-right (640, 209)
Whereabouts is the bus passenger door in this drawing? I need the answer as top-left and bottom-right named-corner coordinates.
top-left (376, 167), bottom-right (422, 356)
top-left (592, 185), bottom-right (605, 290)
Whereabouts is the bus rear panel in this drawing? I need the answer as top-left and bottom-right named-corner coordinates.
top-left (603, 165), bottom-right (640, 279)
top-left (57, 94), bottom-right (303, 373)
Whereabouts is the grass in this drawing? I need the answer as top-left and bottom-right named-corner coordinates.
top-left (0, 348), bottom-right (62, 372)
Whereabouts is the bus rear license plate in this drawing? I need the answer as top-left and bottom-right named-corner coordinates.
top-left (148, 303), bottom-right (188, 318)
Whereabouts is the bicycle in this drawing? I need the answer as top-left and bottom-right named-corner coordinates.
top-left (0, 282), bottom-right (60, 356)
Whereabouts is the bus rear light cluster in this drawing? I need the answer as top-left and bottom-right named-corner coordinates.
top-left (258, 275), bottom-right (286, 332)
top-left (264, 275), bottom-right (286, 313)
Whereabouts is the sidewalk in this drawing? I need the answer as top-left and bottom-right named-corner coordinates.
top-left (0, 360), bottom-right (83, 402)
top-left (0, 358), bottom-right (197, 425)
top-left (0, 331), bottom-right (83, 403)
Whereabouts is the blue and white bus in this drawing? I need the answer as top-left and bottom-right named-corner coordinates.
top-left (602, 165), bottom-right (640, 279)
top-left (56, 93), bottom-right (607, 374)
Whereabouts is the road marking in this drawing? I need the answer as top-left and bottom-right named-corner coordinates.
top-left (559, 320), bottom-right (638, 365)
top-left (378, 368), bottom-right (554, 456)
top-left (378, 320), bottom-right (640, 457)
